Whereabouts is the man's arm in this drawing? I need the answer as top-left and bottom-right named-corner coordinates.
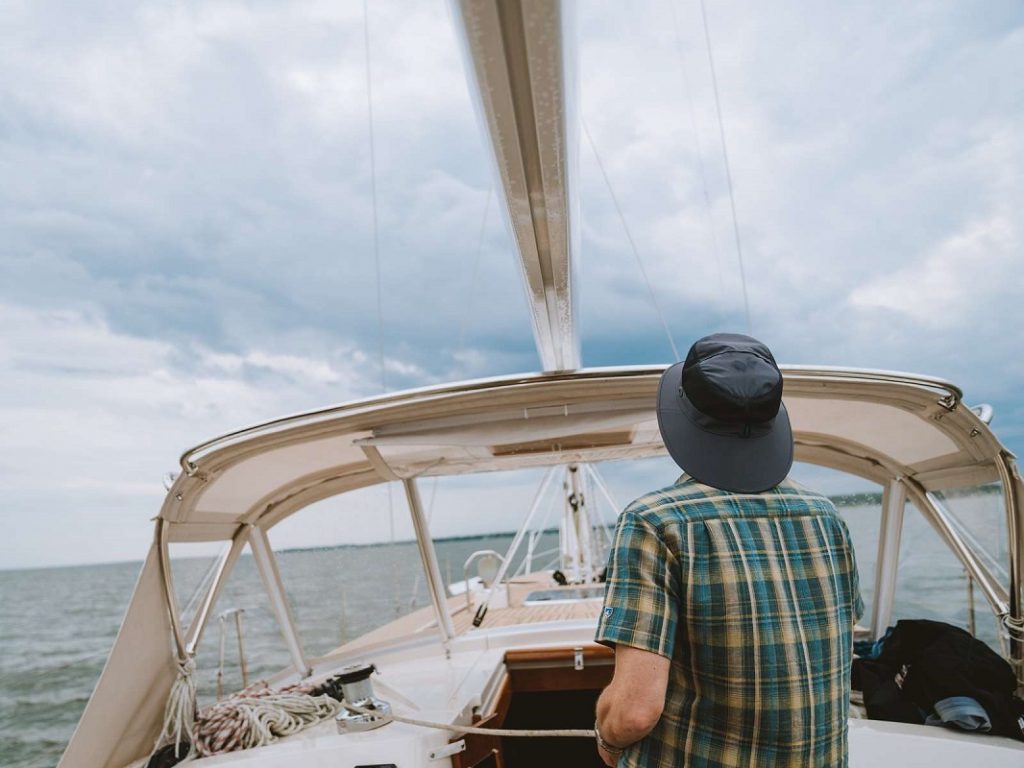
top-left (595, 645), bottom-right (670, 764)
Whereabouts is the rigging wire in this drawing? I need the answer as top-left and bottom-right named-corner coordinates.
top-left (698, 0), bottom-right (753, 334)
top-left (362, 0), bottom-right (398, 614)
top-left (583, 119), bottom-right (681, 362)
top-left (453, 186), bottom-right (493, 375)
top-left (669, 1), bottom-right (725, 299)
top-left (363, 0), bottom-right (387, 391)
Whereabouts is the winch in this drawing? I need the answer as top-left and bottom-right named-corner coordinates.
top-left (329, 662), bottom-right (392, 733)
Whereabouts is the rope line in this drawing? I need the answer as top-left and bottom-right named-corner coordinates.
top-left (698, 0), bottom-right (753, 334)
top-left (152, 658), bottom-right (198, 761)
top-left (363, 0), bottom-right (398, 610)
top-left (583, 120), bottom-right (681, 362)
top-left (454, 186), bottom-right (492, 375)
top-left (669, 0), bottom-right (725, 299)
top-left (1004, 613), bottom-right (1024, 641)
top-left (363, 0), bottom-right (386, 391)
top-left (344, 702), bottom-right (595, 738)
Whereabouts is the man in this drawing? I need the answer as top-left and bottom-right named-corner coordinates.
top-left (595, 333), bottom-right (863, 767)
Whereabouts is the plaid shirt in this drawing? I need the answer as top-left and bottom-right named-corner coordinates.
top-left (596, 475), bottom-right (863, 768)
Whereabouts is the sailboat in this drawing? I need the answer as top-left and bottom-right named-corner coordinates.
top-left (59, 2), bottom-right (1024, 766)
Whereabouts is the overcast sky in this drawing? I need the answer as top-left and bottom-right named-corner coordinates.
top-left (1, 0), bottom-right (1021, 570)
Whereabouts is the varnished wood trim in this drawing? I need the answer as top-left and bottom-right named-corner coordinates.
top-left (504, 643), bottom-right (613, 667)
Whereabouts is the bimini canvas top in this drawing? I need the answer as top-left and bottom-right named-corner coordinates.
top-left (158, 365), bottom-right (1017, 544)
top-left (63, 365), bottom-right (1024, 768)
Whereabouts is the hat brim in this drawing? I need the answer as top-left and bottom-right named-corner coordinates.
top-left (656, 361), bottom-right (794, 493)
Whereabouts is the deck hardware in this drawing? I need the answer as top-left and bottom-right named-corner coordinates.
top-left (463, 549), bottom-right (506, 614)
top-left (970, 403), bottom-right (994, 424)
top-left (938, 393), bottom-right (959, 412)
top-left (335, 663), bottom-right (393, 733)
top-left (574, 647), bottom-right (584, 670)
top-left (430, 740), bottom-right (466, 760)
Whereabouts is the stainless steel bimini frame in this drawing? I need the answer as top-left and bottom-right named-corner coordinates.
top-left (152, 370), bottom-right (1024, 691)
top-left (154, 474), bottom-right (458, 680)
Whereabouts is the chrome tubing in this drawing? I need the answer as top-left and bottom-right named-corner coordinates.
top-left (184, 528), bottom-right (248, 656)
top-left (403, 478), bottom-right (457, 643)
top-left (155, 518), bottom-right (189, 663)
top-left (994, 454), bottom-right (1023, 686)
top-left (903, 479), bottom-right (1009, 619)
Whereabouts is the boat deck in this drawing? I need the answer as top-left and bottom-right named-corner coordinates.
top-left (331, 567), bottom-right (876, 658)
top-left (332, 571), bottom-right (602, 654)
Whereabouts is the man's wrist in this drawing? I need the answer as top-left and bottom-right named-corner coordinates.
top-left (594, 720), bottom-right (626, 756)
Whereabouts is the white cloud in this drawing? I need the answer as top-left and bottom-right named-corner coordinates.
top-left (1, 0), bottom-right (1021, 568)
top-left (575, 3), bottom-right (1023, 380)
top-left (0, 302), bottom-right (385, 567)
top-left (848, 212), bottom-right (1016, 328)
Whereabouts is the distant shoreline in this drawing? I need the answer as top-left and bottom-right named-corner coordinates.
top-left (2, 485), bottom-right (1000, 574)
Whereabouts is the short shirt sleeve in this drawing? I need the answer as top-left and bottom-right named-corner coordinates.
top-left (595, 509), bottom-right (680, 658)
top-left (834, 514), bottom-right (864, 624)
top-left (848, 538), bottom-right (865, 624)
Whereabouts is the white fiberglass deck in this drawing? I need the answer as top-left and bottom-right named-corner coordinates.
top-left (132, 620), bottom-right (1024, 768)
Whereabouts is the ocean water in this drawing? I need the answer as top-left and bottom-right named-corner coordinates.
top-left (0, 495), bottom-right (1011, 768)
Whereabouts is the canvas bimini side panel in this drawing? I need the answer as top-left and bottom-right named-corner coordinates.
top-left (59, 544), bottom-right (179, 768)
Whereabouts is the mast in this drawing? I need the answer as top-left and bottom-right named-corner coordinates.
top-left (453, 0), bottom-right (580, 371)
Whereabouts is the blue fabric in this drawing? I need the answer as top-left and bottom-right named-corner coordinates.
top-left (854, 626), bottom-right (894, 660)
top-left (926, 696), bottom-right (992, 732)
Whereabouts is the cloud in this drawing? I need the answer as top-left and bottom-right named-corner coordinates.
top-left (0, 0), bottom-right (1021, 568)
top-left (0, 0), bottom-right (533, 367)
top-left (575, 2), bottom-right (1023, 393)
top-left (849, 212), bottom-right (1016, 328)
top-left (0, 302), bottom-right (382, 567)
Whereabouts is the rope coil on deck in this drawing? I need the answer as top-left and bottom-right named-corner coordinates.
top-left (194, 680), bottom-right (341, 756)
top-left (151, 669), bottom-right (596, 764)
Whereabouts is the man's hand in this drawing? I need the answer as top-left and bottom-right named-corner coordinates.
top-left (595, 645), bottom-right (670, 761)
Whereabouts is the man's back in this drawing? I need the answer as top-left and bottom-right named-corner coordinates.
top-left (597, 474), bottom-right (863, 767)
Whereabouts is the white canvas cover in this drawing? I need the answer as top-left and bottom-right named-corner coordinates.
top-left (156, 367), bottom-right (1005, 541)
top-left (59, 545), bottom-right (178, 768)
top-left (61, 366), bottom-right (1021, 768)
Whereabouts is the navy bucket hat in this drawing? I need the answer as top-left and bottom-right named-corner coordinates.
top-left (657, 333), bottom-right (794, 493)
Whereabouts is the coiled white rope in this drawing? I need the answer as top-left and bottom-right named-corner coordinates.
top-left (195, 681), bottom-right (341, 756)
top-left (152, 657), bottom-right (198, 762)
